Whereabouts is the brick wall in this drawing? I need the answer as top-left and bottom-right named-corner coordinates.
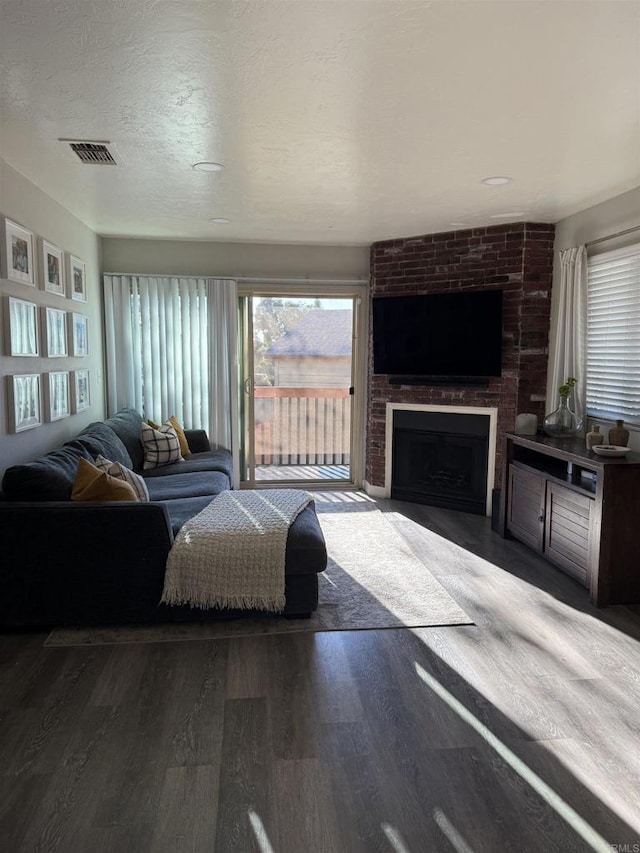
top-left (367, 222), bottom-right (555, 491)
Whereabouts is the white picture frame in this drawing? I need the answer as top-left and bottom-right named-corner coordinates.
top-left (7, 296), bottom-right (39, 356)
top-left (70, 369), bottom-right (90, 413)
top-left (43, 306), bottom-right (68, 357)
top-left (7, 373), bottom-right (41, 433)
top-left (69, 311), bottom-right (89, 356)
top-left (67, 253), bottom-right (87, 302)
top-left (1, 218), bottom-right (35, 285)
top-left (44, 371), bottom-right (70, 421)
top-left (39, 238), bottom-right (65, 297)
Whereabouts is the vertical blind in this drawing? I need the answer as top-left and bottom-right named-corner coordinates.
top-left (586, 244), bottom-right (640, 423)
top-left (103, 275), bottom-right (238, 452)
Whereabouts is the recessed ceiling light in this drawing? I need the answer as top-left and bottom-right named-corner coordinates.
top-left (450, 222), bottom-right (469, 228)
top-left (192, 161), bottom-right (225, 172)
top-left (490, 212), bottom-right (524, 219)
top-left (210, 217), bottom-right (231, 224)
top-left (481, 176), bottom-right (513, 186)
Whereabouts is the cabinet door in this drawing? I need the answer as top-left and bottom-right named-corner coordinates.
top-left (507, 465), bottom-right (545, 552)
top-left (545, 482), bottom-right (593, 586)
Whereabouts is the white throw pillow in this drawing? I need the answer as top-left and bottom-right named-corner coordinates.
top-left (95, 455), bottom-right (149, 501)
top-left (141, 422), bottom-right (184, 470)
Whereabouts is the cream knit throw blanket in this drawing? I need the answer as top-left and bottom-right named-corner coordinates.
top-left (161, 489), bottom-right (313, 612)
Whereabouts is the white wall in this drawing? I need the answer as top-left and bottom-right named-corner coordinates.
top-left (548, 186), bottom-right (640, 449)
top-left (0, 159), bottom-right (104, 480)
top-left (101, 237), bottom-right (369, 281)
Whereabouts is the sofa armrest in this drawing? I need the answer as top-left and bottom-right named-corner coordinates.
top-left (184, 429), bottom-right (211, 453)
top-left (0, 501), bottom-right (174, 627)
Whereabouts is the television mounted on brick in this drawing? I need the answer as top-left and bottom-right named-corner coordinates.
top-left (372, 289), bottom-right (503, 382)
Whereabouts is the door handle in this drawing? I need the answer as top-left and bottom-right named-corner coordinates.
top-left (244, 377), bottom-right (253, 395)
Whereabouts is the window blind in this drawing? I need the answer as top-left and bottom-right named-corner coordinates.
top-left (586, 244), bottom-right (640, 423)
top-left (103, 275), bottom-right (238, 452)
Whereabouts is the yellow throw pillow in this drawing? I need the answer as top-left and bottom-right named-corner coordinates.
top-left (167, 415), bottom-right (190, 457)
top-left (95, 455), bottom-right (150, 501)
top-left (72, 457), bottom-right (138, 502)
top-left (146, 418), bottom-right (162, 430)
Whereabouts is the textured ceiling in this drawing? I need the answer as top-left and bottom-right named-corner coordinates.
top-left (1, 0), bottom-right (639, 245)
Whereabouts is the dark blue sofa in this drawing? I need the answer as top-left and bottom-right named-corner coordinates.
top-left (0, 408), bottom-right (327, 628)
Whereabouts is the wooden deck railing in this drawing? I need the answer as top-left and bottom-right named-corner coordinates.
top-left (253, 387), bottom-right (351, 465)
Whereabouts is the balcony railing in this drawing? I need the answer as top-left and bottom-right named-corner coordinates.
top-left (254, 387), bottom-right (351, 466)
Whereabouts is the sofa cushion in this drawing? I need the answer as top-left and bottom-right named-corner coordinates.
top-left (145, 471), bottom-right (229, 502)
top-left (95, 455), bottom-right (150, 501)
top-left (103, 408), bottom-right (145, 471)
top-left (142, 449), bottom-right (233, 479)
top-left (72, 458), bottom-right (139, 503)
top-left (163, 495), bottom-right (217, 536)
top-left (1, 444), bottom-right (93, 501)
top-left (74, 422), bottom-right (133, 468)
top-left (142, 422), bottom-right (184, 470)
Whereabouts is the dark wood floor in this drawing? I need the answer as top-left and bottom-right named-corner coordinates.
top-left (2, 497), bottom-right (640, 852)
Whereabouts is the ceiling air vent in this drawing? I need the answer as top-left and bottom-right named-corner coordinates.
top-left (60, 139), bottom-right (118, 165)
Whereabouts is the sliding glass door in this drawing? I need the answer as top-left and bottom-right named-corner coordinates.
top-left (241, 294), bottom-right (357, 485)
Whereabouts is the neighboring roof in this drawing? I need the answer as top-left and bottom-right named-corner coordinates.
top-left (267, 310), bottom-right (352, 357)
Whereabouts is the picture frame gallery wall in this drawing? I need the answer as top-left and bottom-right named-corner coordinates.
top-left (1, 214), bottom-right (92, 434)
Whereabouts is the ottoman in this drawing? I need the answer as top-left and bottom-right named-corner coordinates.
top-left (164, 501), bottom-right (328, 621)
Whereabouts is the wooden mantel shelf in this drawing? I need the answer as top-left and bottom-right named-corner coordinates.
top-left (499, 432), bottom-right (640, 607)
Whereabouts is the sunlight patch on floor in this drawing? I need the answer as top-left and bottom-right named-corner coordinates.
top-left (248, 809), bottom-right (275, 853)
top-left (381, 822), bottom-right (412, 853)
top-left (414, 662), bottom-right (612, 853)
top-left (433, 808), bottom-right (475, 853)
top-left (313, 490), bottom-right (376, 505)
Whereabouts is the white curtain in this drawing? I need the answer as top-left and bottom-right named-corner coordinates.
top-left (103, 275), bottom-right (238, 464)
top-left (547, 246), bottom-right (587, 425)
top-left (207, 279), bottom-right (239, 481)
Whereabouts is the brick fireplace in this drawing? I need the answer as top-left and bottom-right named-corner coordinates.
top-left (365, 222), bottom-right (555, 504)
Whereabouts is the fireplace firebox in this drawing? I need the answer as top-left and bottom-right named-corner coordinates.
top-left (391, 409), bottom-right (490, 514)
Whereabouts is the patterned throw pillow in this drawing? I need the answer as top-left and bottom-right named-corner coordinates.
top-left (95, 455), bottom-right (149, 501)
top-left (145, 416), bottom-right (190, 457)
top-left (141, 422), bottom-right (184, 470)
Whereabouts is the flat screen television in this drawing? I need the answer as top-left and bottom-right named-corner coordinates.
top-left (372, 289), bottom-right (503, 379)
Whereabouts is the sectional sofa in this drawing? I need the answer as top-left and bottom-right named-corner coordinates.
top-left (0, 408), bottom-right (327, 628)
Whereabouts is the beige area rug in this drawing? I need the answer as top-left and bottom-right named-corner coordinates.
top-left (45, 499), bottom-right (473, 647)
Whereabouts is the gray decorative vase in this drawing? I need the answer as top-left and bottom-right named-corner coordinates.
top-left (586, 425), bottom-right (604, 450)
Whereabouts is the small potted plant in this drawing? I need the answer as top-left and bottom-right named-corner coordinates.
top-left (543, 376), bottom-right (581, 437)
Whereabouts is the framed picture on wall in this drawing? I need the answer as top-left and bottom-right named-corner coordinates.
top-left (1, 218), bottom-right (35, 285)
top-left (69, 312), bottom-right (89, 356)
top-left (43, 306), bottom-right (68, 357)
top-left (39, 238), bottom-right (65, 297)
top-left (7, 373), bottom-right (41, 433)
top-left (70, 369), bottom-right (90, 413)
top-left (67, 253), bottom-right (87, 302)
top-left (44, 371), bottom-right (70, 421)
top-left (6, 297), bottom-right (39, 356)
